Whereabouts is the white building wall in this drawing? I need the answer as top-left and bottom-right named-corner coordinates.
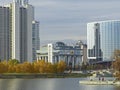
top-left (11, 2), bottom-right (20, 61)
top-left (48, 44), bottom-right (53, 63)
top-left (87, 23), bottom-right (96, 60)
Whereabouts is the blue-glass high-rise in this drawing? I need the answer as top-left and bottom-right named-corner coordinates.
top-left (87, 20), bottom-right (120, 62)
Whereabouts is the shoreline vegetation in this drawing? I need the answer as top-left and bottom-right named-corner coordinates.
top-left (0, 73), bottom-right (91, 79)
top-left (1, 50), bottom-right (120, 79)
top-left (0, 60), bottom-right (66, 74)
top-left (0, 59), bottom-right (91, 79)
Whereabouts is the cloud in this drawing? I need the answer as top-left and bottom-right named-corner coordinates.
top-left (31, 0), bottom-right (57, 7)
top-left (1, 0), bottom-right (120, 43)
top-left (34, 0), bottom-right (120, 42)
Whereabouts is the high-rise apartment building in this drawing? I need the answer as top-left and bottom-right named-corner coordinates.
top-left (87, 20), bottom-right (120, 63)
top-left (0, 0), bottom-right (39, 62)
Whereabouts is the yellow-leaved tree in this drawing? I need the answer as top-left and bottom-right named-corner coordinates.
top-left (57, 60), bottom-right (66, 73)
top-left (8, 59), bottom-right (19, 73)
top-left (0, 61), bottom-right (8, 73)
top-left (21, 62), bottom-right (33, 73)
top-left (113, 50), bottom-right (120, 80)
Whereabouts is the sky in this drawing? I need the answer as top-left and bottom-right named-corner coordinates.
top-left (1, 0), bottom-right (120, 44)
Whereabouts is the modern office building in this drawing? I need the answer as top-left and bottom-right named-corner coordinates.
top-left (36, 41), bottom-right (87, 68)
top-left (0, 6), bottom-right (10, 61)
top-left (87, 20), bottom-right (120, 63)
top-left (0, 0), bottom-right (39, 62)
top-left (32, 21), bottom-right (40, 61)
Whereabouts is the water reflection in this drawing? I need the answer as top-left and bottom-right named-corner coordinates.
top-left (0, 78), bottom-right (119, 90)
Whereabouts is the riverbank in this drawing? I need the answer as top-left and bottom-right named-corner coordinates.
top-left (0, 73), bottom-right (92, 79)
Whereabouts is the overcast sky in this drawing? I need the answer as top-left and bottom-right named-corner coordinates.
top-left (1, 0), bottom-right (120, 43)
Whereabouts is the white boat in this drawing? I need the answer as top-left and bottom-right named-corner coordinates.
top-left (79, 80), bottom-right (120, 85)
top-left (79, 70), bottom-right (120, 85)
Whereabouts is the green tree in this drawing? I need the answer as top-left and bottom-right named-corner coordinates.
top-left (8, 59), bottom-right (19, 65)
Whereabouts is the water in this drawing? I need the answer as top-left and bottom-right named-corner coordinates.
top-left (0, 78), bottom-right (120, 90)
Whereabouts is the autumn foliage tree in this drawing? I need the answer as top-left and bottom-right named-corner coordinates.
top-left (112, 50), bottom-right (120, 80)
top-left (57, 61), bottom-right (66, 73)
top-left (0, 59), bottom-right (66, 74)
top-left (8, 59), bottom-right (19, 73)
top-left (0, 62), bottom-right (7, 73)
top-left (0, 61), bottom-right (8, 73)
top-left (20, 62), bottom-right (33, 73)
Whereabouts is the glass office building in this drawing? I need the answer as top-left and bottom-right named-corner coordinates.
top-left (87, 20), bottom-right (120, 62)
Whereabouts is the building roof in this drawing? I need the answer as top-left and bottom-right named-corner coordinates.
top-left (87, 20), bottom-right (120, 24)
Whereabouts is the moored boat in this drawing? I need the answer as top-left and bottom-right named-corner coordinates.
top-left (79, 80), bottom-right (120, 85)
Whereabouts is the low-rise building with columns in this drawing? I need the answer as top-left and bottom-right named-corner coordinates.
top-left (36, 41), bottom-right (87, 69)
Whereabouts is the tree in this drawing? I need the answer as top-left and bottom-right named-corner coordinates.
top-left (21, 62), bottom-right (33, 73)
top-left (0, 62), bottom-right (7, 73)
top-left (8, 59), bottom-right (19, 65)
top-left (15, 64), bottom-right (22, 73)
top-left (81, 62), bottom-right (87, 70)
top-left (33, 61), bottom-right (40, 73)
top-left (8, 65), bottom-right (16, 73)
top-left (57, 60), bottom-right (66, 73)
top-left (112, 50), bottom-right (120, 80)
top-left (7, 59), bottom-right (19, 73)
top-left (37, 60), bottom-right (46, 73)
top-left (0, 60), bottom-right (66, 74)
top-left (33, 60), bottom-right (48, 73)
top-left (114, 50), bottom-right (120, 59)
top-left (45, 62), bottom-right (54, 73)
top-left (0, 61), bottom-right (8, 73)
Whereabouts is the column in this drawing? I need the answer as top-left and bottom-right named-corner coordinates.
top-left (58, 56), bottom-right (61, 62)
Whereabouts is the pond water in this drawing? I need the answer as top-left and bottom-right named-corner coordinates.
top-left (0, 78), bottom-right (120, 90)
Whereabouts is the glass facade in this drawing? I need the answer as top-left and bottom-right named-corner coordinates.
top-left (0, 7), bottom-right (10, 61)
top-left (87, 20), bottom-right (120, 62)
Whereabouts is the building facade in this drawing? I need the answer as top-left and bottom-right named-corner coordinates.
top-left (87, 20), bottom-right (120, 63)
top-left (36, 41), bottom-right (87, 68)
top-left (76, 40), bottom-right (87, 64)
top-left (0, 6), bottom-right (10, 61)
top-left (0, 0), bottom-right (38, 62)
top-left (32, 21), bottom-right (40, 61)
